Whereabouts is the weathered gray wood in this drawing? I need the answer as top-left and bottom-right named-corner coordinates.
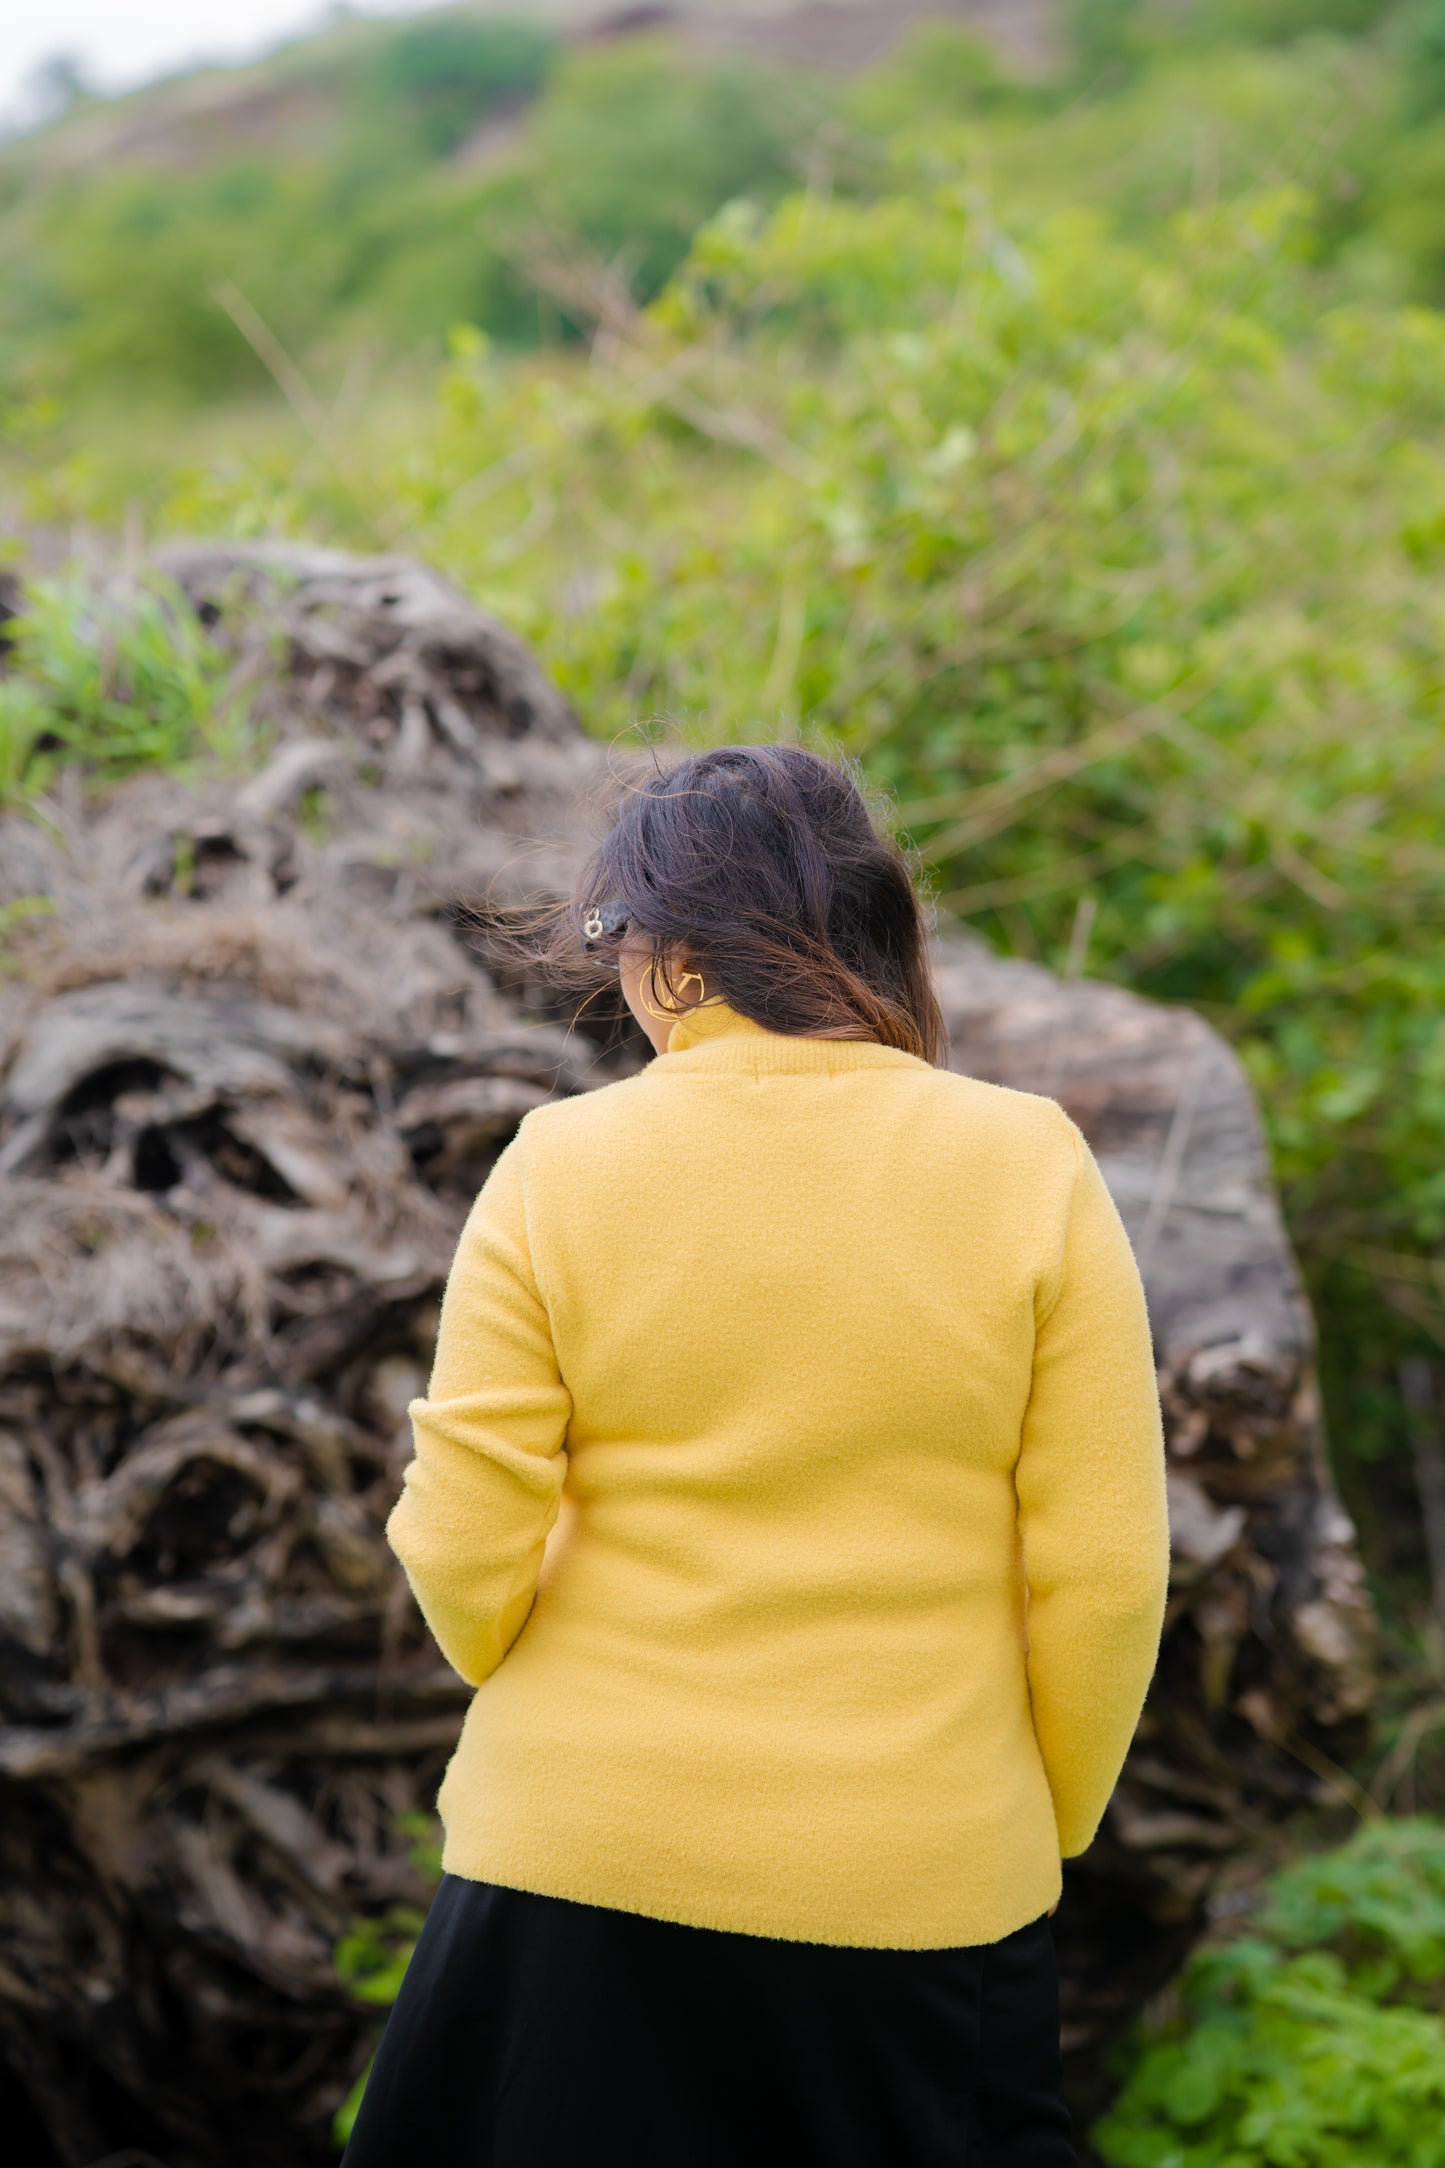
top-left (157, 540), bottom-right (584, 750)
top-left (0, 545), bottom-right (622, 2166)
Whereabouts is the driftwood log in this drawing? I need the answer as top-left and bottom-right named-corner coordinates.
top-left (0, 544), bottom-right (1374, 2167)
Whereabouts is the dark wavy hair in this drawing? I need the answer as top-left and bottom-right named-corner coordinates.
top-left (548, 745), bottom-right (946, 1065)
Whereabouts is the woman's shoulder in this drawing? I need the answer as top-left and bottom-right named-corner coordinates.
top-left (917, 1063), bottom-right (1084, 1162)
top-left (947, 1069), bottom-right (1077, 1118)
top-left (509, 1064), bottom-right (662, 1152)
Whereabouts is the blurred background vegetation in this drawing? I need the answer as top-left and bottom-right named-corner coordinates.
top-left (5, 5), bottom-right (1445, 2151)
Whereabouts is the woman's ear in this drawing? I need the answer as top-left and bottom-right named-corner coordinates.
top-left (619, 942), bottom-right (674, 1054)
top-left (620, 945), bottom-right (712, 1054)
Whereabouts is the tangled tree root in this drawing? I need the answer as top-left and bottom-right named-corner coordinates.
top-left (0, 544), bottom-right (1373, 2164)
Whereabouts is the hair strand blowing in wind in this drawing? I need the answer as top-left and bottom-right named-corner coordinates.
top-left (551, 746), bottom-right (946, 1063)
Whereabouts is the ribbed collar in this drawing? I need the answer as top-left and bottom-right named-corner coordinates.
top-left (660, 998), bottom-right (922, 1075)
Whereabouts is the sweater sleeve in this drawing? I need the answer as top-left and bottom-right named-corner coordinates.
top-left (1017, 1122), bottom-right (1170, 1858)
top-left (388, 1133), bottom-right (570, 1688)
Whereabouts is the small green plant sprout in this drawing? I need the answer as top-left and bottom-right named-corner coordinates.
top-left (0, 572), bottom-right (245, 808)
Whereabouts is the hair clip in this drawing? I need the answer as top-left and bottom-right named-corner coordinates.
top-left (583, 900), bottom-right (630, 946)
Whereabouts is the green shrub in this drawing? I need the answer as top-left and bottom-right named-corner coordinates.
top-left (1252, 1819), bottom-right (1445, 1989)
top-left (1402, 0), bottom-right (1445, 121)
top-left (1201, 0), bottom-right (1393, 42)
top-left (1094, 1820), bottom-right (1445, 2167)
top-left (331, 1904), bottom-right (428, 2148)
top-left (158, 166), bottom-right (1445, 1502)
top-left (0, 35), bottom-right (822, 403)
top-left (847, 22), bottom-right (1024, 128)
top-left (358, 19), bottom-right (555, 159)
top-left (0, 573), bottom-right (244, 802)
top-left (332, 1812), bottom-right (444, 2149)
top-left (1070, 0), bottom-right (1151, 80)
top-left (20, 166), bottom-right (316, 401)
top-left (521, 43), bottom-right (821, 308)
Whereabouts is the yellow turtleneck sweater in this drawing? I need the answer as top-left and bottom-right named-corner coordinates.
top-left (390, 1001), bottom-right (1168, 1950)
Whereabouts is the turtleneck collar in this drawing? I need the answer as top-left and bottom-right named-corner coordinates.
top-left (665, 999), bottom-right (767, 1053)
top-left (661, 999), bottom-right (922, 1075)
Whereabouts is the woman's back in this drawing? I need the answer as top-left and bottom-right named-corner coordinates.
top-left (391, 998), bottom-right (1166, 1950)
top-left (350, 743), bottom-right (1168, 2168)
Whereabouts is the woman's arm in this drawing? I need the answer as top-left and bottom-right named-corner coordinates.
top-left (388, 1134), bottom-right (571, 1687)
top-left (1017, 1123), bottom-right (1170, 1859)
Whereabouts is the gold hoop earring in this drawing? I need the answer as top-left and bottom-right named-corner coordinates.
top-left (637, 965), bottom-right (705, 1022)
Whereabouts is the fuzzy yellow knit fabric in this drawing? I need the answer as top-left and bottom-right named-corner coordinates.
top-left (389, 1000), bottom-right (1169, 1950)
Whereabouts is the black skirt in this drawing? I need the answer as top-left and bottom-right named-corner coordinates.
top-left (341, 1877), bottom-right (1076, 2167)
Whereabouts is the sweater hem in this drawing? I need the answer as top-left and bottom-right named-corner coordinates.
top-left (434, 1840), bottom-right (1063, 1954)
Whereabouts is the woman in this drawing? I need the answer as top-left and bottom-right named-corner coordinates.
top-left (343, 746), bottom-right (1169, 2167)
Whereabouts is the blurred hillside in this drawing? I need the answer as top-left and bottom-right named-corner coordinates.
top-left (0, 2), bottom-right (1057, 412)
top-left (3, 0), bottom-right (1444, 428)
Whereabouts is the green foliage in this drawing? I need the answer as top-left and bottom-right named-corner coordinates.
top-left (332, 1814), bottom-right (443, 2149)
top-left (19, 165), bottom-right (329, 402)
top-left (0, 33), bottom-right (820, 406)
top-left (7, 3), bottom-right (1445, 422)
top-left (0, 574), bottom-right (242, 802)
top-left (849, 22), bottom-right (1020, 127)
top-left (358, 19), bottom-right (555, 159)
top-left (334, 1906), bottom-right (428, 2011)
top-left (1051, 8), bottom-right (1443, 309)
top-left (1201, 0), bottom-right (1393, 43)
top-left (1075, 0), bottom-right (1395, 68)
top-left (1402, 1), bottom-right (1445, 121)
top-left (1070, 0), bottom-right (1150, 81)
top-left (331, 1903), bottom-right (425, 2148)
top-left (520, 43), bottom-right (819, 307)
top-left (1259, 1818), bottom-right (1445, 1985)
top-left (1094, 1820), bottom-right (1445, 2166)
top-left (152, 161), bottom-right (1445, 1497)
